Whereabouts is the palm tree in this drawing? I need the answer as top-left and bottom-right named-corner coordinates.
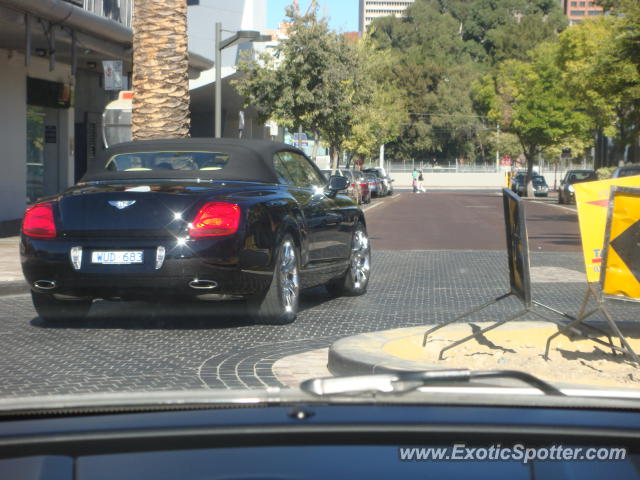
top-left (132, 0), bottom-right (190, 140)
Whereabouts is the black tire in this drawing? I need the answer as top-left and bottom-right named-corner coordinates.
top-left (248, 234), bottom-right (299, 325)
top-left (31, 291), bottom-right (92, 323)
top-left (326, 224), bottom-right (371, 297)
top-left (558, 191), bottom-right (564, 204)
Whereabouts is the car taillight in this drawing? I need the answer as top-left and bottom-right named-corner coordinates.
top-left (189, 202), bottom-right (240, 237)
top-left (22, 203), bottom-right (57, 238)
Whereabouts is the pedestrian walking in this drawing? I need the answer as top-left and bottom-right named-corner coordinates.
top-left (412, 168), bottom-right (419, 193)
top-left (418, 170), bottom-right (425, 193)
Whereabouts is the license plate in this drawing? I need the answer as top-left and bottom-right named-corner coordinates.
top-left (91, 251), bottom-right (144, 265)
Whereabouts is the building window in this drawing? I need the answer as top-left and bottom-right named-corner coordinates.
top-left (588, 10), bottom-right (602, 15)
top-left (570, 10), bottom-right (585, 16)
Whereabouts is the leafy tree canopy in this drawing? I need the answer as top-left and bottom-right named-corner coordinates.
top-left (473, 41), bottom-right (594, 184)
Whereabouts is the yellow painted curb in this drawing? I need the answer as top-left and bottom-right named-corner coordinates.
top-left (379, 322), bottom-right (640, 389)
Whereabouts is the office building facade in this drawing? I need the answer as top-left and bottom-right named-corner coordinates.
top-left (564, 0), bottom-right (604, 25)
top-left (359, 0), bottom-right (415, 33)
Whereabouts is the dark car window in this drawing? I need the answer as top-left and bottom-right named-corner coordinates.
top-left (364, 168), bottom-right (383, 178)
top-left (617, 167), bottom-right (640, 178)
top-left (274, 154), bottom-right (295, 185)
top-left (275, 151), bottom-right (326, 189)
top-left (566, 171), bottom-right (596, 183)
top-left (533, 176), bottom-right (547, 185)
top-left (105, 151), bottom-right (230, 172)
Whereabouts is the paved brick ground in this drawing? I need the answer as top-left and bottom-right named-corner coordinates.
top-left (0, 250), bottom-right (637, 397)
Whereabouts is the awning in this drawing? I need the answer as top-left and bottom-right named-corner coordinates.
top-left (0, 0), bottom-right (213, 77)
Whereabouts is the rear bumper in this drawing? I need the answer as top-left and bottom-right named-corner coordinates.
top-left (21, 236), bottom-right (274, 299)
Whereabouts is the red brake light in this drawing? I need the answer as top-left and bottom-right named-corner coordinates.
top-left (22, 203), bottom-right (57, 238)
top-left (189, 202), bottom-right (240, 237)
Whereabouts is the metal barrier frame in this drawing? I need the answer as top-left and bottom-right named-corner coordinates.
top-left (423, 188), bottom-right (618, 361)
top-left (544, 186), bottom-right (640, 364)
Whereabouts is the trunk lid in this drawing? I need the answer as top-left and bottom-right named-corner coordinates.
top-left (57, 181), bottom-right (244, 238)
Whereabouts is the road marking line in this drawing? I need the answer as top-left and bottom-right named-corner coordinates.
top-left (363, 201), bottom-right (384, 212)
top-left (530, 200), bottom-right (577, 213)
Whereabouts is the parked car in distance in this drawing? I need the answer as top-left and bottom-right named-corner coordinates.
top-left (511, 173), bottom-right (548, 197)
top-left (322, 168), bottom-right (361, 205)
top-left (532, 175), bottom-right (549, 197)
top-left (22, 139), bottom-right (371, 326)
top-left (353, 170), bottom-right (371, 204)
top-left (365, 172), bottom-right (382, 197)
top-left (363, 167), bottom-right (393, 196)
top-left (611, 164), bottom-right (640, 179)
top-left (558, 169), bottom-right (597, 204)
top-left (511, 173), bottom-right (525, 194)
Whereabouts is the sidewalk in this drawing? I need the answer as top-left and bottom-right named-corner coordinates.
top-left (0, 237), bottom-right (28, 296)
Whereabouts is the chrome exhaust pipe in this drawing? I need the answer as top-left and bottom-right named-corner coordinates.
top-left (34, 280), bottom-right (56, 290)
top-left (188, 279), bottom-right (218, 290)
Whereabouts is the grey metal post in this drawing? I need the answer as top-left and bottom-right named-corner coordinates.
top-left (215, 22), bottom-right (222, 138)
top-left (24, 14), bottom-right (31, 67)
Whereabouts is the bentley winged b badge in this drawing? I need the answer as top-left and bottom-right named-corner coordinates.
top-left (108, 200), bottom-right (136, 210)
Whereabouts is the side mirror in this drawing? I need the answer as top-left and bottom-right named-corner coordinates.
top-left (327, 175), bottom-right (349, 194)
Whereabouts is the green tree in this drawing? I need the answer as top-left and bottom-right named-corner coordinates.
top-left (368, 1), bottom-right (482, 162)
top-left (434, 0), bottom-right (567, 64)
top-left (556, 16), bottom-right (640, 165)
top-left (342, 41), bottom-right (408, 160)
top-left (474, 43), bottom-right (593, 193)
top-left (235, 2), bottom-right (371, 168)
top-left (619, 0), bottom-right (640, 74)
top-left (367, 0), bottom-right (566, 163)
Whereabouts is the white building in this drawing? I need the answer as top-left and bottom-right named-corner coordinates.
top-left (187, 0), bottom-right (270, 140)
top-left (359, 0), bottom-right (415, 33)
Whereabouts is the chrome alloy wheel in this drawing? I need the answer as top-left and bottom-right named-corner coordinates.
top-left (279, 241), bottom-right (299, 313)
top-left (351, 230), bottom-right (370, 289)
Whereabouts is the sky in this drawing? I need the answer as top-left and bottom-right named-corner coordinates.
top-left (267, 0), bottom-right (359, 32)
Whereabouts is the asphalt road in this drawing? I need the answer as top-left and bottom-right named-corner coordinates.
top-left (367, 190), bottom-right (580, 252)
top-left (3, 189), bottom-right (628, 397)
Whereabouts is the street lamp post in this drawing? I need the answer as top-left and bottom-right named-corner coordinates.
top-left (495, 123), bottom-right (500, 172)
top-left (214, 23), bottom-right (270, 138)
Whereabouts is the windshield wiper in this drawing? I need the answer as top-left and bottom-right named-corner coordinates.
top-left (300, 369), bottom-right (564, 397)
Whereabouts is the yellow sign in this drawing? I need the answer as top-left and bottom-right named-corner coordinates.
top-left (602, 188), bottom-right (640, 300)
top-left (574, 175), bottom-right (640, 283)
top-left (504, 171), bottom-right (512, 189)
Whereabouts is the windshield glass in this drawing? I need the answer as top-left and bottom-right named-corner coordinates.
top-left (4, 0), bottom-right (640, 415)
top-left (618, 167), bottom-right (640, 178)
top-left (568, 171), bottom-right (597, 182)
top-left (106, 151), bottom-right (230, 172)
top-left (533, 176), bottom-right (547, 185)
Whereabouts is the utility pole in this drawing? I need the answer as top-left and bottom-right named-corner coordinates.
top-left (215, 22), bottom-right (222, 138)
top-left (495, 123), bottom-right (500, 172)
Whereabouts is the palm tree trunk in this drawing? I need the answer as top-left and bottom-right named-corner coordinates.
top-left (132, 0), bottom-right (190, 140)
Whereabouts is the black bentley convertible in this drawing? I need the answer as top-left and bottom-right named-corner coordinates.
top-left (20, 139), bottom-right (370, 324)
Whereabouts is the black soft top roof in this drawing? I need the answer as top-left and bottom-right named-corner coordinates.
top-left (82, 138), bottom-right (306, 184)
